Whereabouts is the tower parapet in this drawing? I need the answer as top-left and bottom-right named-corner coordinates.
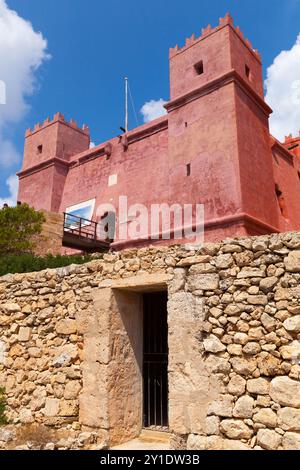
top-left (169, 13), bottom-right (261, 63)
top-left (25, 112), bottom-right (90, 138)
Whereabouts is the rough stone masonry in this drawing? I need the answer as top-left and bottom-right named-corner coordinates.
top-left (0, 231), bottom-right (300, 450)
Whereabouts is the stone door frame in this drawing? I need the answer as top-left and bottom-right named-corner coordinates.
top-left (79, 273), bottom-right (172, 447)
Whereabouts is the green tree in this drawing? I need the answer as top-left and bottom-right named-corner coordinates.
top-left (0, 204), bottom-right (45, 255)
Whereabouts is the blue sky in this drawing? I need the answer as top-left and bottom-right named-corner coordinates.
top-left (1, 0), bottom-right (300, 203)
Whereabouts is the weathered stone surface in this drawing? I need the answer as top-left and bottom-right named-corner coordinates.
top-left (44, 398), bottom-right (60, 417)
top-left (261, 313), bottom-right (276, 331)
top-left (247, 378), bottom-right (270, 395)
top-left (187, 274), bottom-right (219, 291)
top-left (0, 428), bottom-right (14, 443)
top-left (230, 357), bottom-right (257, 376)
top-left (187, 434), bottom-right (250, 450)
top-left (1, 303), bottom-right (21, 313)
top-left (220, 419), bottom-right (252, 439)
top-left (284, 251), bottom-right (300, 273)
top-left (270, 376), bottom-right (300, 408)
top-left (256, 429), bottom-right (281, 450)
top-left (253, 409), bottom-right (277, 428)
top-left (177, 255), bottom-right (211, 267)
top-left (278, 408), bottom-right (300, 431)
top-left (18, 327), bottom-right (31, 342)
top-left (237, 267), bottom-right (265, 278)
top-left (243, 342), bottom-right (261, 355)
top-left (19, 408), bottom-right (34, 424)
top-left (59, 400), bottom-right (78, 417)
top-left (203, 335), bottom-right (226, 353)
top-left (207, 395), bottom-right (234, 418)
top-left (64, 381), bottom-right (81, 400)
top-left (56, 319), bottom-right (77, 335)
top-left (259, 277), bottom-right (278, 293)
top-left (233, 395), bottom-right (254, 418)
top-left (227, 375), bottom-right (246, 397)
top-left (281, 432), bottom-right (300, 450)
top-left (205, 416), bottom-right (220, 435)
top-left (283, 316), bottom-right (300, 333)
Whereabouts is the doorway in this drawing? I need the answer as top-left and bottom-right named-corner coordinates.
top-left (143, 291), bottom-right (168, 429)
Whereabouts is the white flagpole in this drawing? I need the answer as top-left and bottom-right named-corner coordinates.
top-left (125, 76), bottom-right (128, 133)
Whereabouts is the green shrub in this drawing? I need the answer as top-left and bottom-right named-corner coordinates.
top-left (0, 253), bottom-right (94, 277)
top-left (0, 388), bottom-right (8, 426)
top-left (0, 204), bottom-right (45, 255)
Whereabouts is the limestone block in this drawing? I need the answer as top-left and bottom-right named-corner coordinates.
top-left (227, 375), bottom-right (246, 396)
top-left (59, 399), bottom-right (79, 417)
top-left (203, 335), bottom-right (226, 353)
top-left (256, 429), bottom-right (281, 450)
top-left (253, 408), bottom-right (277, 428)
top-left (187, 274), bottom-right (219, 291)
top-left (220, 419), bottom-right (252, 439)
top-left (18, 327), bottom-right (31, 342)
top-left (283, 316), bottom-right (300, 333)
top-left (270, 376), bottom-right (300, 408)
top-left (2, 303), bottom-right (21, 313)
top-left (230, 357), bottom-right (257, 376)
top-left (278, 407), bottom-right (300, 431)
top-left (44, 398), bottom-right (60, 417)
top-left (247, 378), bottom-right (270, 395)
top-left (284, 251), bottom-right (300, 273)
top-left (64, 381), bottom-right (81, 400)
top-left (56, 319), bottom-right (77, 335)
top-left (281, 432), bottom-right (300, 450)
top-left (259, 277), bottom-right (278, 293)
top-left (207, 394), bottom-right (234, 417)
top-left (233, 395), bottom-right (254, 418)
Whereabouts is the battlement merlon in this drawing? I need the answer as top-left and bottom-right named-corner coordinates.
top-left (285, 131), bottom-right (300, 143)
top-left (25, 112), bottom-right (90, 138)
top-left (169, 12), bottom-right (261, 63)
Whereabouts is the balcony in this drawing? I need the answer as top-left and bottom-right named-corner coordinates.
top-left (63, 212), bottom-right (110, 253)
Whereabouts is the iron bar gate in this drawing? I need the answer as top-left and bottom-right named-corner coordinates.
top-left (143, 292), bottom-right (168, 428)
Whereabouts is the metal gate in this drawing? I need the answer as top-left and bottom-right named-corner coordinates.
top-left (143, 292), bottom-right (168, 428)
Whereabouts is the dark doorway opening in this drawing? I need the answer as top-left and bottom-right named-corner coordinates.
top-left (143, 291), bottom-right (168, 429)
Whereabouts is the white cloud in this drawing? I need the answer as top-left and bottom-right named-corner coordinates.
top-left (0, 174), bottom-right (18, 207)
top-left (140, 98), bottom-right (167, 123)
top-left (265, 34), bottom-right (300, 141)
top-left (0, 0), bottom-right (49, 167)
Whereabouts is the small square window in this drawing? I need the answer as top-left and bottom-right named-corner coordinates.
top-left (194, 60), bottom-right (204, 75)
top-left (37, 145), bottom-right (43, 154)
top-left (186, 163), bottom-right (191, 176)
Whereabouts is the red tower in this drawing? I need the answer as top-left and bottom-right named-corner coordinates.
top-left (18, 113), bottom-right (90, 212)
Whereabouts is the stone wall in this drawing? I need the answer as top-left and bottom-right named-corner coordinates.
top-left (32, 211), bottom-right (64, 256)
top-left (0, 232), bottom-right (300, 450)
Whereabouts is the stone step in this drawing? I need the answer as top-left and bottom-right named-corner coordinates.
top-left (139, 429), bottom-right (171, 443)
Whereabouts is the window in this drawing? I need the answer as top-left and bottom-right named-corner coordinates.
top-left (298, 171), bottom-right (300, 181)
top-left (65, 199), bottom-right (96, 229)
top-left (100, 211), bottom-right (116, 241)
top-left (245, 65), bottom-right (251, 80)
top-left (275, 184), bottom-right (288, 219)
top-left (186, 163), bottom-right (191, 176)
top-left (194, 60), bottom-right (204, 75)
top-left (37, 145), bottom-right (43, 154)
